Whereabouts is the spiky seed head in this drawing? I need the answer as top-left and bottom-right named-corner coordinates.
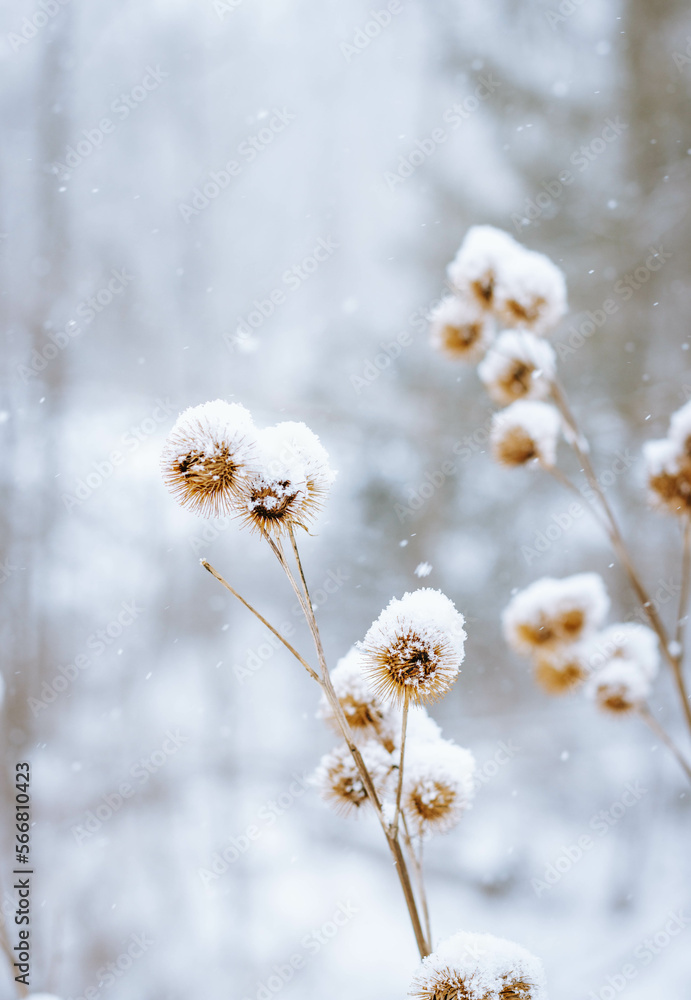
top-left (402, 738), bottom-right (476, 837)
top-left (503, 574), bottom-right (609, 657)
top-left (236, 421), bottom-right (335, 535)
top-left (359, 590), bottom-right (466, 707)
top-left (312, 741), bottom-right (394, 816)
top-left (408, 930), bottom-right (548, 1000)
top-left (160, 400), bottom-right (256, 517)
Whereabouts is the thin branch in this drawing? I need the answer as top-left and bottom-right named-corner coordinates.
top-left (549, 379), bottom-right (691, 737)
top-left (200, 560), bottom-right (320, 683)
top-left (639, 705), bottom-right (691, 786)
top-left (283, 527), bottom-right (430, 958)
top-left (401, 815), bottom-right (432, 952)
top-left (674, 516), bottom-right (691, 662)
top-left (391, 697), bottom-right (409, 839)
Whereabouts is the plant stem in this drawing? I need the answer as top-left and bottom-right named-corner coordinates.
top-left (401, 816), bottom-right (432, 952)
top-left (200, 560), bottom-right (320, 683)
top-left (639, 705), bottom-right (691, 786)
top-left (674, 517), bottom-right (691, 661)
top-left (391, 697), bottom-right (409, 839)
top-left (284, 527), bottom-right (430, 959)
top-left (549, 379), bottom-right (691, 738)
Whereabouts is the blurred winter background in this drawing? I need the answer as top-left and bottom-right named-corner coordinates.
top-left (1, 0), bottom-right (691, 997)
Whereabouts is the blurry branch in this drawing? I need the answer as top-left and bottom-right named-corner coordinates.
top-left (674, 517), bottom-right (691, 666)
top-left (548, 377), bottom-right (691, 742)
top-left (639, 706), bottom-right (691, 784)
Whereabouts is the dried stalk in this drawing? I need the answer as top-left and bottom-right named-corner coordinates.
top-left (549, 378), bottom-right (691, 738)
top-left (639, 706), bottom-right (691, 785)
top-left (204, 533), bottom-right (431, 958)
top-left (391, 697), bottom-right (410, 840)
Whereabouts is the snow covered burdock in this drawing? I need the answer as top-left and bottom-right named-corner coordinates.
top-left (317, 646), bottom-right (393, 740)
top-left (402, 738), bottom-right (476, 836)
top-left (408, 930), bottom-right (548, 1000)
top-left (160, 399), bottom-right (256, 516)
top-left (445, 224), bottom-right (567, 336)
top-left (643, 399), bottom-right (691, 516)
top-left (478, 331), bottom-right (556, 406)
top-left (503, 573), bottom-right (609, 656)
top-left (490, 401), bottom-right (561, 468)
top-left (235, 420), bottom-right (335, 535)
top-left (429, 295), bottom-right (494, 363)
top-left (313, 740), bottom-right (395, 815)
top-left (359, 589), bottom-right (467, 706)
top-left (161, 402), bottom-right (335, 534)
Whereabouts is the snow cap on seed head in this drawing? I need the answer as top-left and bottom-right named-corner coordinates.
top-left (493, 245), bottom-right (567, 336)
top-left (502, 573), bottom-right (609, 657)
top-left (312, 740), bottom-right (394, 816)
top-left (429, 295), bottom-right (494, 363)
top-left (409, 929), bottom-right (548, 1000)
top-left (402, 738), bottom-right (476, 837)
top-left (236, 420), bottom-right (335, 535)
top-left (532, 644), bottom-right (589, 695)
top-left (490, 400), bottom-right (561, 468)
top-left (318, 646), bottom-right (391, 739)
top-left (478, 331), bottom-right (556, 406)
top-left (585, 658), bottom-right (651, 715)
top-left (583, 622), bottom-right (660, 681)
top-left (643, 437), bottom-right (691, 516)
top-left (359, 589), bottom-right (466, 707)
top-left (446, 225), bottom-right (567, 337)
top-left (160, 400), bottom-right (256, 517)
top-left (446, 226), bottom-right (522, 312)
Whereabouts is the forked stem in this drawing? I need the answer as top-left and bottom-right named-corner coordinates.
top-left (200, 560), bottom-right (320, 683)
top-left (284, 528), bottom-right (429, 958)
top-left (207, 532), bottom-right (430, 958)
